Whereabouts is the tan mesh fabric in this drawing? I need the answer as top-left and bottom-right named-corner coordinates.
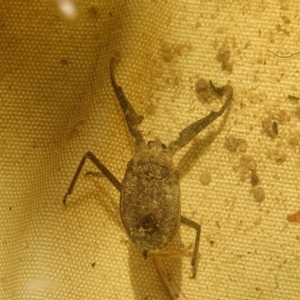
top-left (1, 1), bottom-right (300, 299)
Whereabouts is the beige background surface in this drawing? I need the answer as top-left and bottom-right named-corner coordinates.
top-left (1, 0), bottom-right (300, 299)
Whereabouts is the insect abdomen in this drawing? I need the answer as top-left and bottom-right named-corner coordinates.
top-left (120, 153), bottom-right (180, 255)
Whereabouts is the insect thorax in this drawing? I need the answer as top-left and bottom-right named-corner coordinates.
top-left (120, 147), bottom-right (181, 256)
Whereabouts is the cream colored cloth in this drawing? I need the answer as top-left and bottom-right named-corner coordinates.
top-left (1, 1), bottom-right (300, 299)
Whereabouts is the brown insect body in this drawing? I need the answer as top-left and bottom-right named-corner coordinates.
top-left (63, 58), bottom-right (233, 278)
top-left (121, 141), bottom-right (180, 256)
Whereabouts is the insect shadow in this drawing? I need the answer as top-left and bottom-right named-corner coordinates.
top-left (63, 58), bottom-right (233, 297)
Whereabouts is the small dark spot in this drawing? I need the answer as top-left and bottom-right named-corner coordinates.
top-left (88, 6), bottom-right (99, 19)
top-left (288, 94), bottom-right (300, 101)
top-left (109, 11), bottom-right (113, 17)
top-left (9, 206), bottom-right (12, 211)
top-left (85, 171), bottom-right (104, 178)
top-left (136, 213), bottom-right (160, 234)
top-left (61, 59), bottom-right (68, 66)
top-left (91, 262), bottom-right (96, 267)
top-left (272, 121), bottom-right (278, 135)
top-left (195, 78), bottom-right (212, 103)
top-left (142, 249), bottom-right (148, 259)
top-left (216, 42), bottom-right (233, 73)
top-left (281, 15), bottom-right (290, 24)
top-left (195, 78), bottom-right (209, 92)
top-left (251, 170), bottom-right (259, 187)
top-left (147, 141), bottom-right (154, 147)
top-left (209, 240), bottom-right (214, 246)
top-left (252, 186), bottom-right (265, 202)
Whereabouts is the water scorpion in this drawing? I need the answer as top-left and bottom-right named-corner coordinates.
top-left (63, 58), bottom-right (233, 278)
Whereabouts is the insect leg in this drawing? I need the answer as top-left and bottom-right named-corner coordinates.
top-left (168, 81), bottom-right (233, 153)
top-left (110, 58), bottom-right (144, 143)
top-left (180, 215), bottom-right (201, 278)
top-left (153, 257), bottom-right (188, 300)
top-left (63, 151), bottom-right (122, 204)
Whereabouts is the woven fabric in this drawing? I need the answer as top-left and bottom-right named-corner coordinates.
top-left (1, 1), bottom-right (300, 299)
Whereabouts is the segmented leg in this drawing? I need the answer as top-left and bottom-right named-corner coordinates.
top-left (110, 58), bottom-right (144, 143)
top-left (153, 257), bottom-right (188, 300)
top-left (63, 151), bottom-right (122, 204)
top-left (180, 216), bottom-right (201, 278)
top-left (168, 81), bottom-right (233, 153)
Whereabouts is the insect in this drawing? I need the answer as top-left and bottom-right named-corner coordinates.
top-left (63, 58), bottom-right (233, 278)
